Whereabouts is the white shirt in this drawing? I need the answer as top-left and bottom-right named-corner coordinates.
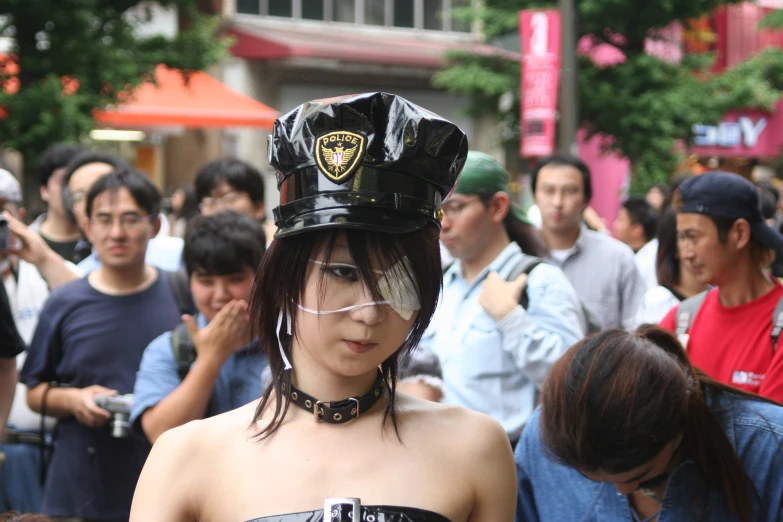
top-left (635, 239), bottom-right (659, 290)
top-left (636, 285), bottom-right (681, 325)
top-left (550, 247), bottom-right (576, 264)
top-left (4, 260), bottom-right (60, 431)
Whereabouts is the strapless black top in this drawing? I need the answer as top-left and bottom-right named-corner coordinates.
top-left (246, 504), bottom-right (453, 522)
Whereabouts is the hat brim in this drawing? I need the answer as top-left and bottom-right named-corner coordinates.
top-left (751, 221), bottom-right (783, 251)
top-left (274, 207), bottom-right (431, 239)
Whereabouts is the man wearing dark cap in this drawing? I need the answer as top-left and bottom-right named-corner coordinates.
top-left (660, 171), bottom-right (783, 401)
top-left (414, 151), bottom-right (585, 444)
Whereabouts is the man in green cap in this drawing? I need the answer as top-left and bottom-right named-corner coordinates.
top-left (410, 151), bottom-right (586, 445)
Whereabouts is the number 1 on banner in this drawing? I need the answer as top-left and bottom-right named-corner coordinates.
top-left (519, 9), bottom-right (561, 158)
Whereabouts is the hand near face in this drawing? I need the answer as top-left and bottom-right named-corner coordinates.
top-left (2, 210), bottom-right (54, 266)
top-left (479, 271), bottom-right (528, 322)
top-left (183, 300), bottom-right (252, 365)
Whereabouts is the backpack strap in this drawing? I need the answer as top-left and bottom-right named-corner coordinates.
top-left (771, 295), bottom-right (783, 353)
top-left (506, 256), bottom-right (543, 310)
top-left (170, 322), bottom-right (197, 380)
top-left (675, 290), bottom-right (709, 349)
top-left (166, 270), bottom-right (196, 316)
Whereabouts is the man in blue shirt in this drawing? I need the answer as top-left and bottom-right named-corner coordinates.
top-left (61, 150), bottom-right (184, 272)
top-left (131, 211), bottom-right (267, 443)
top-left (409, 151), bottom-right (585, 444)
top-left (20, 167), bottom-right (182, 521)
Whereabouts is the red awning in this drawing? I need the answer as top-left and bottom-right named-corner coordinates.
top-left (227, 24), bottom-right (520, 68)
top-left (94, 65), bottom-right (278, 129)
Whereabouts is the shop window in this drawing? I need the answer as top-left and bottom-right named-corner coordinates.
top-left (237, 0), bottom-right (261, 13)
top-left (269, 0), bottom-right (293, 17)
top-left (451, 0), bottom-right (471, 32)
top-left (302, 0), bottom-right (325, 19)
top-left (249, 0), bottom-right (473, 32)
top-left (364, 0), bottom-right (386, 25)
top-left (393, 0), bottom-right (414, 27)
top-left (334, 0), bottom-right (356, 23)
top-left (423, 0), bottom-right (442, 29)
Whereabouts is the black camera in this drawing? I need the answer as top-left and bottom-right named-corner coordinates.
top-left (0, 216), bottom-right (10, 251)
top-left (94, 394), bottom-right (134, 438)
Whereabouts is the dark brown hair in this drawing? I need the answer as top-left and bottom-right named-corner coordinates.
top-left (248, 224), bottom-right (442, 439)
top-left (540, 325), bottom-right (777, 522)
top-left (655, 206), bottom-right (679, 287)
top-left (478, 193), bottom-right (549, 258)
top-left (707, 215), bottom-right (770, 266)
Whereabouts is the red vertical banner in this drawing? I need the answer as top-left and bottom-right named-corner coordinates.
top-left (519, 9), bottom-right (561, 157)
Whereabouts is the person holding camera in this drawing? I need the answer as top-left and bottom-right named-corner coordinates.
top-left (131, 211), bottom-right (267, 443)
top-left (0, 167), bottom-right (80, 513)
top-left (20, 168), bottom-right (182, 521)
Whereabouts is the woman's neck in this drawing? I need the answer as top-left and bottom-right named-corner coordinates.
top-left (288, 345), bottom-right (380, 401)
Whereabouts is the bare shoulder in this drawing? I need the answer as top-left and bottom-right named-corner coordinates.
top-left (396, 395), bottom-right (517, 521)
top-left (131, 403), bottom-right (259, 522)
top-left (397, 393), bottom-right (510, 453)
top-left (162, 401), bottom-right (255, 453)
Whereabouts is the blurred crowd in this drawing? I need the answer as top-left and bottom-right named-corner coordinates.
top-left (2, 130), bottom-right (783, 521)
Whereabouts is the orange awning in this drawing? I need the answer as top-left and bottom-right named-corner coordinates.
top-left (94, 65), bottom-right (278, 129)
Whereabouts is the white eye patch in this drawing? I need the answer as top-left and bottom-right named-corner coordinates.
top-left (301, 258), bottom-right (421, 320)
top-left (377, 258), bottom-right (420, 320)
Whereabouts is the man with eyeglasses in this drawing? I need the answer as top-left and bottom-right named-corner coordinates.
top-left (62, 151), bottom-right (185, 273)
top-left (406, 152), bottom-right (585, 446)
top-left (194, 158), bottom-right (275, 241)
top-left (20, 167), bottom-right (182, 521)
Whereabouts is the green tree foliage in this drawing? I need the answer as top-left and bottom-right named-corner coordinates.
top-left (0, 0), bottom-right (231, 198)
top-left (436, 0), bottom-right (783, 191)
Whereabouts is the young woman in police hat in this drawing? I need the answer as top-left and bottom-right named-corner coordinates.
top-left (130, 93), bottom-right (517, 522)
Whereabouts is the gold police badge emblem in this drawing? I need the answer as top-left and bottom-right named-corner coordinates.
top-left (316, 131), bottom-right (365, 182)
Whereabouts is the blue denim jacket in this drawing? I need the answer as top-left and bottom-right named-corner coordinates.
top-left (515, 390), bottom-right (783, 521)
top-left (420, 242), bottom-right (585, 440)
top-left (130, 314), bottom-right (267, 436)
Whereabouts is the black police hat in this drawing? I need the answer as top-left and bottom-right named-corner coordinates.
top-left (269, 92), bottom-right (468, 239)
top-left (679, 170), bottom-right (783, 251)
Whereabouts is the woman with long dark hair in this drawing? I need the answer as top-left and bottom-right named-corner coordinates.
top-left (636, 207), bottom-right (706, 323)
top-left (130, 93), bottom-right (517, 522)
top-left (515, 325), bottom-right (783, 521)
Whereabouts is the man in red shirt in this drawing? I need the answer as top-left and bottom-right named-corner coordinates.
top-left (660, 171), bottom-right (783, 401)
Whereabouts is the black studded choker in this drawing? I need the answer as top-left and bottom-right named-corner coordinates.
top-left (288, 370), bottom-right (385, 424)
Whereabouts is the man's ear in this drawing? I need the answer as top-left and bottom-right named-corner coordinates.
top-left (491, 192), bottom-right (511, 224)
top-left (254, 203), bottom-right (266, 221)
top-left (18, 207), bottom-right (26, 223)
top-left (150, 215), bottom-right (162, 239)
top-left (631, 222), bottom-right (644, 242)
top-left (733, 219), bottom-right (752, 250)
top-left (83, 217), bottom-right (95, 244)
top-left (40, 186), bottom-right (50, 204)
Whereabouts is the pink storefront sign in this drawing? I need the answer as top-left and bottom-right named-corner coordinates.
top-left (690, 101), bottom-right (783, 158)
top-left (519, 9), bottom-right (561, 157)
